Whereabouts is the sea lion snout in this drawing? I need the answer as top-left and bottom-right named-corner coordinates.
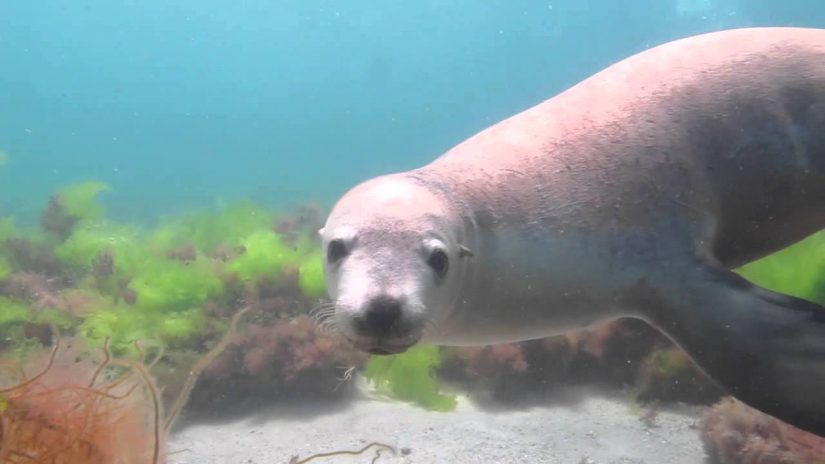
top-left (347, 294), bottom-right (423, 355)
top-left (354, 294), bottom-right (404, 336)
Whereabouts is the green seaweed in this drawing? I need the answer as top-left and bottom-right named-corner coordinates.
top-left (0, 297), bottom-right (29, 329)
top-left (79, 302), bottom-right (204, 356)
top-left (0, 217), bottom-right (16, 240)
top-left (129, 257), bottom-right (224, 312)
top-left (0, 297), bottom-right (74, 330)
top-left (0, 297), bottom-right (75, 361)
top-left (53, 221), bottom-right (144, 275)
top-left (736, 230), bottom-right (825, 305)
top-left (52, 220), bottom-right (224, 354)
top-left (228, 230), bottom-right (300, 282)
top-left (0, 218), bottom-right (17, 280)
top-left (0, 256), bottom-right (10, 281)
top-left (31, 307), bottom-right (74, 329)
top-left (79, 304), bottom-right (155, 355)
top-left (363, 345), bottom-right (457, 412)
top-left (69, 253), bottom-right (223, 354)
top-left (298, 250), bottom-right (326, 298)
top-left (57, 180), bottom-right (109, 221)
top-left (150, 201), bottom-right (274, 252)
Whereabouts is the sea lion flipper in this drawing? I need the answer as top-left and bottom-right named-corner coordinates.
top-left (639, 265), bottom-right (825, 436)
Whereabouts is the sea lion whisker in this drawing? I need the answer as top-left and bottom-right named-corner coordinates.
top-left (316, 319), bottom-right (339, 336)
top-left (310, 310), bottom-right (335, 325)
top-left (309, 304), bottom-right (336, 325)
top-left (308, 302), bottom-right (335, 318)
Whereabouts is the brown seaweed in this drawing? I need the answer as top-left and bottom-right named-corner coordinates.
top-left (0, 306), bottom-right (251, 463)
top-left (700, 397), bottom-right (825, 464)
top-left (288, 442), bottom-right (396, 464)
top-left (0, 334), bottom-right (162, 463)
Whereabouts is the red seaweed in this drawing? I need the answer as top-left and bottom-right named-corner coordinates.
top-left (700, 397), bottom-right (825, 464)
top-left (0, 336), bottom-right (162, 464)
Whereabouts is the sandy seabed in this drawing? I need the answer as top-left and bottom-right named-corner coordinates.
top-left (168, 384), bottom-right (709, 464)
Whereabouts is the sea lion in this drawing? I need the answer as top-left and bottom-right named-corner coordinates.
top-left (319, 27), bottom-right (825, 436)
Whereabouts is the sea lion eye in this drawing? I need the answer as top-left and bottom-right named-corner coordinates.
top-left (327, 239), bottom-right (349, 263)
top-left (427, 249), bottom-right (449, 279)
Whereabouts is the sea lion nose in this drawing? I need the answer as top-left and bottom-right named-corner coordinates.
top-left (356, 295), bottom-right (403, 336)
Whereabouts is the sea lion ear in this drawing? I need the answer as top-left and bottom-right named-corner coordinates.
top-left (459, 244), bottom-right (474, 258)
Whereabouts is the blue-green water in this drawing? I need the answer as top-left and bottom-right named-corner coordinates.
top-left (2, 0), bottom-right (823, 224)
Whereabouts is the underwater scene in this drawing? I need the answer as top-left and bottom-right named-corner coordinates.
top-left (2, 1), bottom-right (825, 463)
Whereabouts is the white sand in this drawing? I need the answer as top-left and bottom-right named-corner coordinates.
top-left (168, 384), bottom-right (709, 464)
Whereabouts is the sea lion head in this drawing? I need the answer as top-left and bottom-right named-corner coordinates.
top-left (319, 174), bottom-right (469, 355)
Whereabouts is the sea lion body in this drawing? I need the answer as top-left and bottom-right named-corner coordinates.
top-left (321, 27), bottom-right (825, 435)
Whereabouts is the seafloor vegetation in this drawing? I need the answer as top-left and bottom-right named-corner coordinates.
top-left (0, 180), bottom-right (824, 463)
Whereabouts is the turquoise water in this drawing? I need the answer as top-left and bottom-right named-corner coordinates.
top-left (4, 0), bottom-right (822, 224)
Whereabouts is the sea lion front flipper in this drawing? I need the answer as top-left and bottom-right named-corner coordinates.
top-left (634, 264), bottom-right (825, 437)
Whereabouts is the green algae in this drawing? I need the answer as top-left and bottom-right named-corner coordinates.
top-left (44, 193), bottom-right (321, 355)
top-left (57, 180), bottom-right (110, 221)
top-left (79, 303), bottom-right (204, 355)
top-left (35, 185), bottom-right (322, 356)
top-left (129, 257), bottom-right (224, 312)
top-left (0, 297), bottom-right (73, 330)
top-left (0, 217), bottom-right (16, 240)
top-left (149, 201), bottom-right (274, 252)
top-left (0, 297), bottom-right (29, 329)
top-left (228, 230), bottom-right (300, 283)
top-left (0, 256), bottom-right (10, 281)
top-left (298, 250), bottom-right (326, 298)
top-left (364, 345), bottom-right (457, 412)
top-left (0, 218), bottom-right (17, 280)
top-left (736, 230), bottom-right (825, 305)
top-left (0, 296), bottom-right (76, 361)
top-left (53, 221), bottom-right (144, 274)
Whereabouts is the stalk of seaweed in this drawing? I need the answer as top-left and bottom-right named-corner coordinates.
top-left (163, 305), bottom-right (251, 433)
top-left (111, 358), bottom-right (163, 464)
top-left (0, 331), bottom-right (60, 396)
top-left (288, 442), bottom-right (396, 464)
